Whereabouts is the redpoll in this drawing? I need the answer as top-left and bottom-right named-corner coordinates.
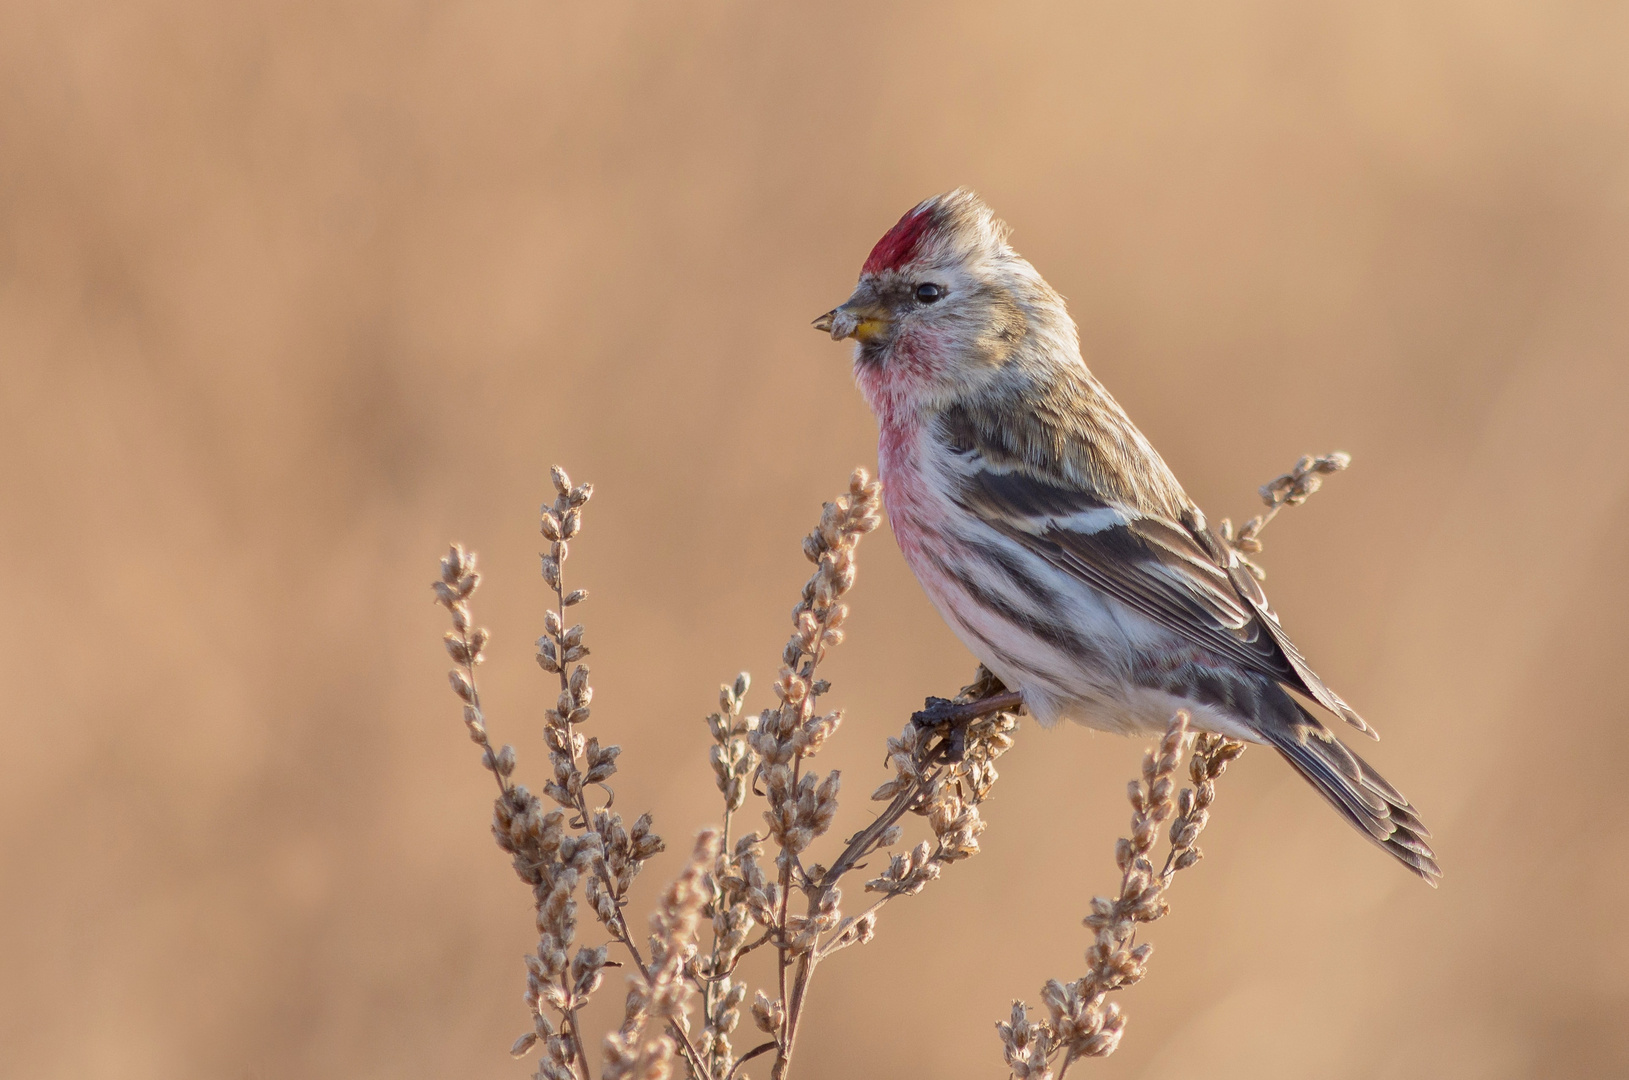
top-left (815, 190), bottom-right (1438, 882)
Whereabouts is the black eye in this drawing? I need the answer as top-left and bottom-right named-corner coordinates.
top-left (915, 282), bottom-right (943, 303)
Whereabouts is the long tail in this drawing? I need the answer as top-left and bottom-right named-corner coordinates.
top-left (1259, 701), bottom-right (1441, 884)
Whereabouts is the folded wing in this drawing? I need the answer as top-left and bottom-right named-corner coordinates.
top-left (950, 450), bottom-right (1375, 739)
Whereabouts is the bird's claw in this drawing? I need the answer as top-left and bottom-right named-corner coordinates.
top-left (911, 696), bottom-right (972, 762)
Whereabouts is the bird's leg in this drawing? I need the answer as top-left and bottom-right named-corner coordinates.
top-left (910, 690), bottom-right (1024, 762)
top-left (911, 696), bottom-right (963, 759)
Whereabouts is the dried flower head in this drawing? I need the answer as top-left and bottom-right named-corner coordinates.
top-left (435, 456), bottom-right (1331, 1080)
top-left (1218, 450), bottom-right (1351, 581)
top-left (1000, 713), bottom-right (1246, 1076)
top-left (603, 830), bottom-right (722, 1080)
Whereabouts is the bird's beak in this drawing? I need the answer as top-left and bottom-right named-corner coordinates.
top-left (812, 301), bottom-right (890, 343)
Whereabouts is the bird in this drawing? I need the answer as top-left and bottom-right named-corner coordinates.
top-left (813, 190), bottom-right (1439, 883)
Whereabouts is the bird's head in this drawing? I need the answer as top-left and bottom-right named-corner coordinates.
top-left (815, 190), bottom-right (1076, 412)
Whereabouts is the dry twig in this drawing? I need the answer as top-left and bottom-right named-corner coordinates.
top-left (1218, 451), bottom-right (1351, 582)
top-left (997, 718), bottom-right (1246, 1079)
top-left (433, 452), bottom-right (1350, 1080)
top-left (691, 471), bottom-right (1022, 1080)
top-left (434, 471), bottom-right (680, 1080)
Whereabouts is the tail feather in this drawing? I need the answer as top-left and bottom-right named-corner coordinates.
top-left (1260, 704), bottom-right (1442, 885)
top-left (1386, 800), bottom-right (1432, 839)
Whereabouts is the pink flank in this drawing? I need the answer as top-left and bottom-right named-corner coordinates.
top-left (861, 205), bottom-right (935, 275)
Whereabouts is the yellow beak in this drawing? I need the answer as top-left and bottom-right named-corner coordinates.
top-left (812, 303), bottom-right (890, 342)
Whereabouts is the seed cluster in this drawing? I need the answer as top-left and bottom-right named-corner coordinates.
top-left (433, 455), bottom-right (1334, 1080)
top-left (749, 472), bottom-right (880, 866)
top-left (862, 691), bottom-right (1018, 898)
top-left (604, 830), bottom-right (722, 1080)
top-left (684, 472), bottom-right (1026, 1080)
top-left (437, 470), bottom-right (701, 1080)
top-left (998, 715), bottom-right (1246, 1079)
top-left (1218, 451), bottom-right (1351, 582)
top-left (715, 471), bottom-right (885, 1080)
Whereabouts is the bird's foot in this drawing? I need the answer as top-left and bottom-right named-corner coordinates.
top-left (910, 690), bottom-right (1024, 763)
top-left (911, 696), bottom-right (969, 761)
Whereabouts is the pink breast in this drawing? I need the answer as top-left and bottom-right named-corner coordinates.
top-left (876, 417), bottom-right (949, 583)
top-left (856, 345), bottom-right (959, 596)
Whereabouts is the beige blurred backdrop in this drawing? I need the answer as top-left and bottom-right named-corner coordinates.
top-left (4, 3), bottom-right (1628, 1078)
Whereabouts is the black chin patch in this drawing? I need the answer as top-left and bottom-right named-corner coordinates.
top-left (856, 338), bottom-right (888, 369)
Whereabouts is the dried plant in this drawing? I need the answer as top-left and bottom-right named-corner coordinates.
top-left (689, 471), bottom-right (1022, 1080)
top-left (1219, 451), bottom-right (1350, 583)
top-left (997, 718), bottom-right (1247, 1078)
top-left (435, 470), bottom-right (684, 1080)
top-left (431, 453), bottom-right (1348, 1079)
top-left (604, 830), bottom-right (722, 1080)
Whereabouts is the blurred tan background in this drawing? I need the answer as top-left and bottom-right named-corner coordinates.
top-left (3, 2), bottom-right (1628, 1077)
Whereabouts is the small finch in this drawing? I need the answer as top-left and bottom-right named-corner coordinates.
top-left (815, 190), bottom-right (1438, 883)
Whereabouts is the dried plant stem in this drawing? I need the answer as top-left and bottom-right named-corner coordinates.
top-left (604, 831), bottom-right (722, 1080)
top-left (437, 453), bottom-right (1346, 1080)
top-left (1218, 451), bottom-right (1350, 581)
top-left (756, 473), bottom-right (885, 1080)
top-left (435, 550), bottom-right (506, 797)
top-left (700, 672), bottom-right (754, 1077)
top-left (772, 747), bottom-right (947, 1068)
top-left (687, 473), bottom-right (1020, 1080)
top-left (775, 679), bottom-right (1019, 1077)
top-left (998, 715), bottom-right (1245, 1079)
top-left (543, 558), bottom-right (706, 1080)
top-left (829, 772), bottom-right (941, 888)
top-left (439, 471), bottom-right (684, 1080)
top-left (728, 1041), bottom-right (776, 1080)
